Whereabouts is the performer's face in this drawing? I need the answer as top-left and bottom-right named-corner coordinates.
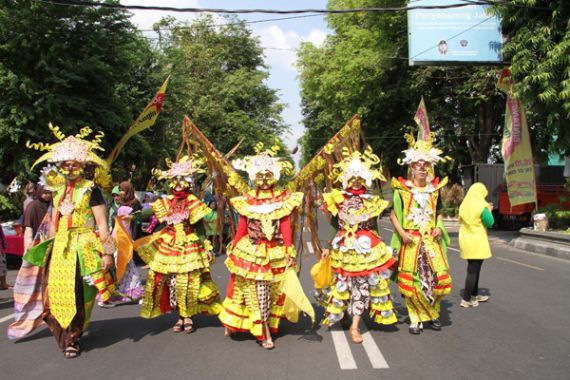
top-left (411, 160), bottom-right (431, 181)
top-left (59, 160), bottom-right (84, 181)
top-left (255, 170), bottom-right (275, 190)
top-left (348, 177), bottom-right (365, 190)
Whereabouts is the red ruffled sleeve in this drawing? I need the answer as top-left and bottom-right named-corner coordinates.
top-left (232, 215), bottom-right (248, 245)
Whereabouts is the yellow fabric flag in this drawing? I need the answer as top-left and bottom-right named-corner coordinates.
top-left (107, 76), bottom-right (170, 164)
top-left (280, 267), bottom-right (315, 323)
top-left (497, 69), bottom-right (537, 207)
top-left (114, 216), bottom-right (133, 283)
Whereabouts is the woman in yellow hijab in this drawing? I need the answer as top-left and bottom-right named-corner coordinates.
top-left (458, 183), bottom-right (494, 308)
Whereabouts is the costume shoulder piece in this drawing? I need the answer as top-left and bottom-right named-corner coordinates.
top-left (186, 194), bottom-right (212, 224)
top-left (322, 189), bottom-right (345, 216)
top-left (150, 197), bottom-right (170, 222)
top-left (364, 195), bottom-right (389, 218)
top-left (391, 177), bottom-right (411, 192)
top-left (432, 176), bottom-right (448, 191)
top-left (231, 190), bottom-right (303, 221)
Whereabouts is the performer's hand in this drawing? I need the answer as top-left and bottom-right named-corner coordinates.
top-left (321, 249), bottom-right (330, 259)
top-left (432, 227), bottom-right (442, 240)
top-left (207, 251), bottom-right (214, 263)
top-left (101, 255), bottom-right (114, 272)
top-left (401, 232), bottom-right (413, 244)
top-left (487, 202), bottom-right (494, 211)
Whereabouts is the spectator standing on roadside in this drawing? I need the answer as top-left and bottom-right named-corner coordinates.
top-left (458, 183), bottom-right (493, 308)
top-left (23, 185), bottom-right (53, 251)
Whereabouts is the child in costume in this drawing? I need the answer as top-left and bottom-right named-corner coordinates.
top-left (135, 155), bottom-right (222, 333)
top-left (319, 147), bottom-right (397, 344)
top-left (15, 124), bottom-right (116, 358)
top-left (218, 144), bottom-right (303, 350)
top-left (390, 132), bottom-right (452, 335)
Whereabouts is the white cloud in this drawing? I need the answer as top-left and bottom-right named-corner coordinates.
top-left (254, 25), bottom-right (328, 71)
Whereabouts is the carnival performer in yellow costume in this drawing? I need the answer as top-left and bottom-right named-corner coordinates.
top-left (135, 155), bottom-right (222, 333)
top-left (218, 144), bottom-right (303, 350)
top-left (320, 147), bottom-right (397, 344)
top-left (390, 133), bottom-right (452, 335)
top-left (21, 124), bottom-right (116, 358)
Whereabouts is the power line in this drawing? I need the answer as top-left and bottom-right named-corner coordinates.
top-left (32, 0), bottom-right (549, 14)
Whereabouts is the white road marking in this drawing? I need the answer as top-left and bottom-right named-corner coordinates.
top-left (495, 256), bottom-right (544, 271)
top-left (0, 313), bottom-right (14, 324)
top-left (360, 323), bottom-right (390, 368)
top-left (382, 228), bottom-right (392, 233)
top-left (448, 247), bottom-right (460, 252)
top-left (331, 326), bottom-right (358, 370)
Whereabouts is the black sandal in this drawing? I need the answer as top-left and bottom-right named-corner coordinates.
top-left (64, 344), bottom-right (80, 359)
top-left (183, 318), bottom-right (194, 334)
top-left (173, 319), bottom-right (184, 333)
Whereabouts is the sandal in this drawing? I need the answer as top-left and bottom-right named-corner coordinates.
top-left (349, 327), bottom-right (363, 344)
top-left (172, 319), bottom-right (184, 333)
top-left (224, 327), bottom-right (234, 337)
top-left (260, 339), bottom-right (275, 350)
top-left (183, 318), bottom-right (194, 334)
top-left (64, 344), bottom-right (80, 359)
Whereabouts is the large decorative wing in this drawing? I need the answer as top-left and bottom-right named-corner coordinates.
top-left (183, 116), bottom-right (250, 243)
top-left (287, 115), bottom-right (364, 258)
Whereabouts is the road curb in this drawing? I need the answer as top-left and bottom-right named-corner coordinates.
top-left (510, 228), bottom-right (570, 261)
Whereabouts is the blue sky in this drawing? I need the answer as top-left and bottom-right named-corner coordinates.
top-left (121, 1), bottom-right (331, 163)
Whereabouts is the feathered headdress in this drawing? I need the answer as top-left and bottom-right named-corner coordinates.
top-left (398, 132), bottom-right (450, 166)
top-left (26, 123), bottom-right (109, 169)
top-left (232, 141), bottom-right (294, 181)
top-left (329, 146), bottom-right (386, 189)
top-left (152, 155), bottom-right (206, 183)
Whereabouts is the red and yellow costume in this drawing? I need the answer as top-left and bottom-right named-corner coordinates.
top-left (319, 148), bottom-right (397, 326)
top-left (135, 156), bottom-right (223, 320)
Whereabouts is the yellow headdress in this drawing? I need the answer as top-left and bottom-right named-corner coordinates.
top-left (152, 155), bottom-right (206, 184)
top-left (232, 141), bottom-right (294, 181)
top-left (398, 132), bottom-right (450, 166)
top-left (26, 123), bottom-right (109, 170)
top-left (330, 146), bottom-right (386, 189)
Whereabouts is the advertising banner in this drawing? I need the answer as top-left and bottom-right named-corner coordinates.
top-left (408, 0), bottom-right (502, 65)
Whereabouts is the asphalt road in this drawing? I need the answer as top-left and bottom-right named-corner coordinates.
top-left (0, 218), bottom-right (569, 380)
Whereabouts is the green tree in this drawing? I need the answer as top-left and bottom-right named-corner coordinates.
top-left (151, 15), bottom-right (289, 162)
top-left (491, 0), bottom-right (570, 156)
top-left (0, 0), bottom-right (160, 186)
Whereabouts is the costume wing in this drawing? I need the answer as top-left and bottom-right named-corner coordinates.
top-left (287, 115), bottom-right (363, 257)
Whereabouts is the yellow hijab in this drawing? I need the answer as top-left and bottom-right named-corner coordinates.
top-left (459, 183), bottom-right (489, 225)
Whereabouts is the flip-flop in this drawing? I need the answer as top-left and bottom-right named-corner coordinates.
top-left (183, 319), bottom-right (194, 334)
top-left (172, 319), bottom-right (184, 333)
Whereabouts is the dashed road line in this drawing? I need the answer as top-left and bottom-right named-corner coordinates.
top-left (330, 326), bottom-right (358, 370)
top-left (360, 324), bottom-right (390, 368)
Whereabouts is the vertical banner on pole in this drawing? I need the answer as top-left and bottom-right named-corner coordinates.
top-left (497, 69), bottom-right (537, 207)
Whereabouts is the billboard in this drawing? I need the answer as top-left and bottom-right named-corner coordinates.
top-left (408, 0), bottom-right (503, 65)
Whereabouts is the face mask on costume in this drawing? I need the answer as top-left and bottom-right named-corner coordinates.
top-left (169, 179), bottom-right (191, 192)
top-left (59, 161), bottom-right (84, 181)
top-left (254, 171), bottom-right (276, 190)
top-left (348, 177), bottom-right (365, 190)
